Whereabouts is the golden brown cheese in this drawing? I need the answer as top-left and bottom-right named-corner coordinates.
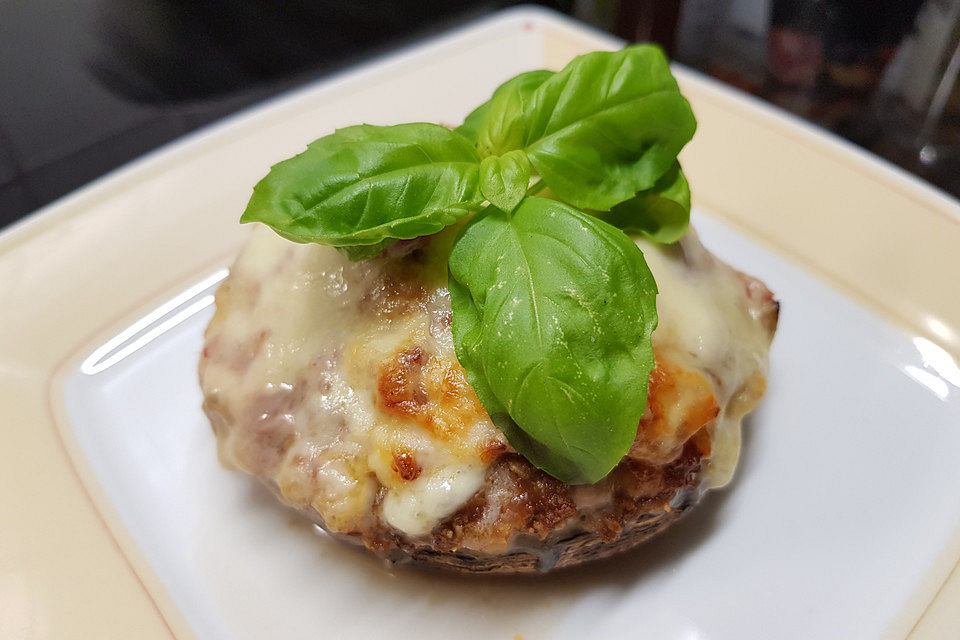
top-left (630, 358), bottom-right (719, 466)
top-left (199, 224), bottom-right (773, 541)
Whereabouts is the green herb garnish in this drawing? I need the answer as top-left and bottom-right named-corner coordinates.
top-left (448, 198), bottom-right (658, 483)
top-left (242, 45), bottom-right (697, 484)
top-left (241, 123), bottom-right (483, 252)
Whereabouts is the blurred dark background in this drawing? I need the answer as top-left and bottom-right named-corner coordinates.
top-left (1, 0), bottom-right (958, 229)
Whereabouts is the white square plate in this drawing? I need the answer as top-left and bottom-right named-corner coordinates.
top-left (4, 7), bottom-right (960, 639)
top-left (61, 212), bottom-right (960, 640)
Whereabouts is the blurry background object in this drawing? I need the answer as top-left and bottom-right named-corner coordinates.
top-left (870, 0), bottom-right (960, 194)
top-left (0, 0), bottom-right (957, 228)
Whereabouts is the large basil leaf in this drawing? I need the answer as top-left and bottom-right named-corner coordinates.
top-left (477, 45), bottom-right (696, 212)
top-left (596, 161), bottom-right (691, 244)
top-left (448, 197), bottom-right (658, 484)
top-left (241, 123), bottom-right (483, 247)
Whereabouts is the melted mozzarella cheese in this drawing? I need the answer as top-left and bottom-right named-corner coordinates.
top-left (381, 464), bottom-right (487, 536)
top-left (202, 227), bottom-right (503, 535)
top-left (638, 229), bottom-right (772, 486)
top-left (200, 224), bottom-right (771, 537)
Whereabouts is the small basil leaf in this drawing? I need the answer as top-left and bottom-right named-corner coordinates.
top-left (476, 45), bottom-right (696, 212)
top-left (595, 162), bottom-right (690, 243)
top-left (479, 150), bottom-right (530, 212)
top-left (471, 70), bottom-right (554, 157)
top-left (455, 70), bottom-right (552, 147)
top-left (448, 197), bottom-right (658, 484)
top-left (241, 123), bottom-right (483, 247)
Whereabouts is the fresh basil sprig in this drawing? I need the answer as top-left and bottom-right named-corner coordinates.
top-left (449, 198), bottom-right (658, 483)
top-left (241, 44), bottom-right (698, 484)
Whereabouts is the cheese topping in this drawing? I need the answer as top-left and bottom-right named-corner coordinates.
top-left (200, 224), bottom-right (772, 537)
